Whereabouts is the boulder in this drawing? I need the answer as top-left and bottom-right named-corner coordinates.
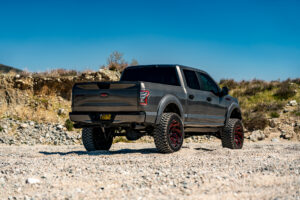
top-left (249, 130), bottom-right (265, 142)
top-left (288, 100), bottom-right (298, 106)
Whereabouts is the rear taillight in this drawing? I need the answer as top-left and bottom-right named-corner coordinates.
top-left (140, 90), bottom-right (150, 105)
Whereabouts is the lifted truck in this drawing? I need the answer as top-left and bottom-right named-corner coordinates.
top-left (69, 65), bottom-right (244, 153)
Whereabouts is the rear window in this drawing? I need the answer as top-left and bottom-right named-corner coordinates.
top-left (121, 66), bottom-right (180, 86)
top-left (183, 69), bottom-right (200, 90)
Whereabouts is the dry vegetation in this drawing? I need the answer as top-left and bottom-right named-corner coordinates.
top-left (220, 78), bottom-right (300, 131)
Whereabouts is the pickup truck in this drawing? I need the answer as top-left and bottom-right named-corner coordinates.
top-left (69, 64), bottom-right (244, 153)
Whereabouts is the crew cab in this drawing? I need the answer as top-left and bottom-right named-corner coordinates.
top-left (70, 65), bottom-right (244, 153)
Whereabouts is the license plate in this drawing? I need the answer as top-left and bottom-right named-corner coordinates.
top-left (100, 114), bottom-right (111, 120)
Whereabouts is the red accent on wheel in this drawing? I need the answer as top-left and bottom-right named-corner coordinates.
top-left (168, 119), bottom-right (183, 148)
top-left (234, 125), bottom-right (243, 148)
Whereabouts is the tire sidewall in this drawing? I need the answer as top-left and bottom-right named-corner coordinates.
top-left (166, 114), bottom-right (184, 152)
top-left (233, 120), bottom-right (244, 149)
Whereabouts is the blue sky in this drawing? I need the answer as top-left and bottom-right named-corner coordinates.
top-left (0, 0), bottom-right (299, 81)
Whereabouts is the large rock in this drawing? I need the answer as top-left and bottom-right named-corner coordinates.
top-left (278, 123), bottom-right (295, 140)
top-left (288, 100), bottom-right (298, 106)
top-left (99, 68), bottom-right (121, 81)
top-left (249, 130), bottom-right (265, 142)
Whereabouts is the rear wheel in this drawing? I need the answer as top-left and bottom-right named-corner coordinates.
top-left (82, 127), bottom-right (113, 151)
top-left (221, 118), bottom-right (244, 149)
top-left (154, 113), bottom-right (184, 153)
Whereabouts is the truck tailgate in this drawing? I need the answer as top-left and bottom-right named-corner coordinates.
top-left (72, 82), bottom-right (140, 112)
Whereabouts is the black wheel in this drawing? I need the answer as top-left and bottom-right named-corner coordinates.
top-left (154, 113), bottom-right (184, 153)
top-left (221, 118), bottom-right (244, 149)
top-left (82, 127), bottom-right (113, 151)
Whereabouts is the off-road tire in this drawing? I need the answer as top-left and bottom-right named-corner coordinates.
top-left (82, 128), bottom-right (113, 151)
top-left (221, 118), bottom-right (244, 149)
top-left (154, 113), bottom-right (184, 153)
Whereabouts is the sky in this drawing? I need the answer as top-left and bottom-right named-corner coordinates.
top-left (0, 0), bottom-right (300, 81)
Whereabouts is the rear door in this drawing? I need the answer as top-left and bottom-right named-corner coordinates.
top-left (182, 69), bottom-right (211, 126)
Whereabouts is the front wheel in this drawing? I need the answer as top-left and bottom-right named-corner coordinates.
top-left (154, 113), bottom-right (184, 153)
top-left (82, 127), bottom-right (113, 151)
top-left (221, 118), bottom-right (244, 149)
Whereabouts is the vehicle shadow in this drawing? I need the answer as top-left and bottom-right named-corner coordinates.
top-left (39, 148), bottom-right (158, 156)
top-left (194, 147), bottom-right (215, 151)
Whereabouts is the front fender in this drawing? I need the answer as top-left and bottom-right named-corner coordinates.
top-left (155, 94), bottom-right (184, 124)
top-left (225, 102), bottom-right (242, 124)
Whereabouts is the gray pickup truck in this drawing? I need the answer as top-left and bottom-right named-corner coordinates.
top-left (69, 65), bottom-right (244, 153)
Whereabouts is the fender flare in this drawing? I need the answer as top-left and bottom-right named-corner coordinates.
top-left (225, 102), bottom-right (242, 124)
top-left (155, 94), bottom-right (184, 124)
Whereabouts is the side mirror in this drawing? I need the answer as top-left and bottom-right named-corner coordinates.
top-left (221, 86), bottom-right (229, 96)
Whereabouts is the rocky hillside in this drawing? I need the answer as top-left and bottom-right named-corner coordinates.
top-left (0, 68), bottom-right (120, 123)
top-left (0, 69), bottom-right (299, 145)
top-left (220, 79), bottom-right (300, 142)
top-left (0, 64), bottom-right (23, 73)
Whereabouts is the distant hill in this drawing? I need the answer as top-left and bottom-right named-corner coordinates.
top-left (0, 64), bottom-right (23, 73)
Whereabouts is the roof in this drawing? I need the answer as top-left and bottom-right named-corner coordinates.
top-left (126, 64), bottom-right (208, 75)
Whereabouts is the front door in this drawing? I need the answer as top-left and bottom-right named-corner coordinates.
top-left (183, 69), bottom-right (224, 127)
top-left (196, 72), bottom-right (227, 125)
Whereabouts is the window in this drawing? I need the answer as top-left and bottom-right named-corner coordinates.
top-left (183, 69), bottom-right (200, 90)
top-left (198, 73), bottom-right (220, 95)
top-left (121, 66), bottom-right (180, 86)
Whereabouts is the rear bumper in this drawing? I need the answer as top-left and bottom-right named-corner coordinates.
top-left (69, 112), bottom-right (146, 126)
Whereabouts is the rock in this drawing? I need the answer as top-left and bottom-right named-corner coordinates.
top-left (20, 123), bottom-right (28, 128)
top-left (0, 177), bottom-right (6, 184)
top-left (280, 130), bottom-right (292, 140)
top-left (284, 134), bottom-right (292, 139)
top-left (2, 125), bottom-right (8, 129)
top-left (26, 178), bottom-right (40, 184)
top-left (15, 74), bottom-right (20, 78)
top-left (56, 125), bottom-right (64, 130)
top-left (99, 68), bottom-right (121, 81)
top-left (271, 138), bottom-right (279, 142)
top-left (269, 120), bottom-right (276, 128)
top-left (288, 100), bottom-right (298, 106)
top-left (249, 130), bottom-right (265, 142)
top-left (283, 109), bottom-right (289, 113)
top-left (58, 108), bottom-right (65, 115)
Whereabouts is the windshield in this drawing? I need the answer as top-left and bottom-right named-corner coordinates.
top-left (121, 66), bottom-right (180, 86)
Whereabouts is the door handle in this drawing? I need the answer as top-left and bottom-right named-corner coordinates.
top-left (206, 97), bottom-right (212, 102)
top-left (189, 94), bottom-right (194, 100)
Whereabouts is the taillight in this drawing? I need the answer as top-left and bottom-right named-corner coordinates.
top-left (140, 90), bottom-right (150, 105)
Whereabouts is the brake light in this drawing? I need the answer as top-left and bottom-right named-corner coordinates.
top-left (140, 90), bottom-right (150, 105)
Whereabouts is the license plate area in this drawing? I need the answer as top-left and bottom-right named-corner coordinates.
top-left (100, 114), bottom-right (111, 121)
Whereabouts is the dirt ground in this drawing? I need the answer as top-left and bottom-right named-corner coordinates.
top-left (0, 141), bottom-right (299, 200)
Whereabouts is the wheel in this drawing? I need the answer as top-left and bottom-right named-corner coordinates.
top-left (153, 113), bottom-right (184, 153)
top-left (221, 118), bottom-right (244, 149)
top-left (82, 127), bottom-right (113, 151)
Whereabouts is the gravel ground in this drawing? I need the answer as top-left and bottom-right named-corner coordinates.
top-left (0, 142), bottom-right (299, 200)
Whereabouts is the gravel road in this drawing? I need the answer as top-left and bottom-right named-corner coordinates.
top-left (1, 141), bottom-right (299, 200)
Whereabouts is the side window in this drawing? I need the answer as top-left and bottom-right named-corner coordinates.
top-left (183, 69), bottom-right (200, 90)
top-left (198, 73), bottom-right (219, 95)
